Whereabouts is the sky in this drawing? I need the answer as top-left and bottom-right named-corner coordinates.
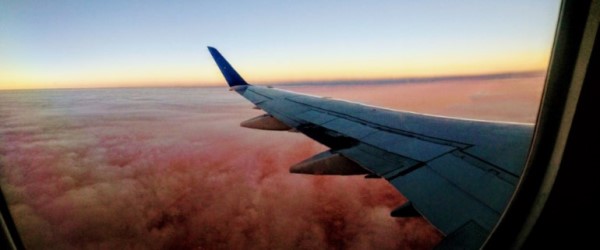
top-left (0, 0), bottom-right (561, 90)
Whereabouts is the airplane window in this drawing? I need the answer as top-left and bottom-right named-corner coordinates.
top-left (0, 1), bottom-right (564, 249)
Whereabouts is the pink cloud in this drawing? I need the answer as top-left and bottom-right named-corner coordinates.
top-left (1, 74), bottom-right (543, 248)
top-left (0, 86), bottom-right (448, 249)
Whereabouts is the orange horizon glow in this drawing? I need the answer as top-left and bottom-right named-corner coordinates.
top-left (0, 49), bottom-right (551, 90)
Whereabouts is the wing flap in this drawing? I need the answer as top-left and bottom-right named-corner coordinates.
top-left (428, 153), bottom-right (515, 213)
top-left (390, 166), bottom-right (500, 234)
top-left (338, 144), bottom-right (421, 178)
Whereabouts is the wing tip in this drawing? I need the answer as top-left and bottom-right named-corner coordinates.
top-left (207, 46), bottom-right (249, 87)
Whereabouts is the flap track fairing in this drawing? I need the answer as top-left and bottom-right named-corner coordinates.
top-left (290, 150), bottom-right (370, 175)
top-left (240, 114), bottom-right (291, 130)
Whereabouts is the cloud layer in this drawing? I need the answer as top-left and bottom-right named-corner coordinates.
top-left (0, 87), bottom-right (449, 249)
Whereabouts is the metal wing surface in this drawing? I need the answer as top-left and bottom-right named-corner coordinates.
top-left (208, 47), bottom-right (533, 248)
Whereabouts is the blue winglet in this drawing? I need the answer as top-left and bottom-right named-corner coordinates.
top-left (208, 47), bottom-right (249, 87)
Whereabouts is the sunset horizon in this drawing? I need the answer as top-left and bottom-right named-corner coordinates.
top-left (1, 68), bottom-right (547, 91)
top-left (1, 1), bottom-right (559, 90)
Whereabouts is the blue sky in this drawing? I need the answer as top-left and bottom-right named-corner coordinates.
top-left (0, 0), bottom-right (561, 89)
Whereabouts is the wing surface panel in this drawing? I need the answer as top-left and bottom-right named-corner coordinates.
top-left (242, 85), bottom-right (532, 235)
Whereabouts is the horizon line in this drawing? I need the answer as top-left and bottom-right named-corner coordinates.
top-left (0, 70), bottom-right (546, 91)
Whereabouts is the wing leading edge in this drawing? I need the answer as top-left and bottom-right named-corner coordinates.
top-left (208, 47), bottom-right (534, 248)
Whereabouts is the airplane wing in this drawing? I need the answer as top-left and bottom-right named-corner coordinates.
top-left (208, 47), bottom-right (533, 248)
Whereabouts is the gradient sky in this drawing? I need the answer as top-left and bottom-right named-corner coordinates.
top-left (0, 0), bottom-right (561, 90)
